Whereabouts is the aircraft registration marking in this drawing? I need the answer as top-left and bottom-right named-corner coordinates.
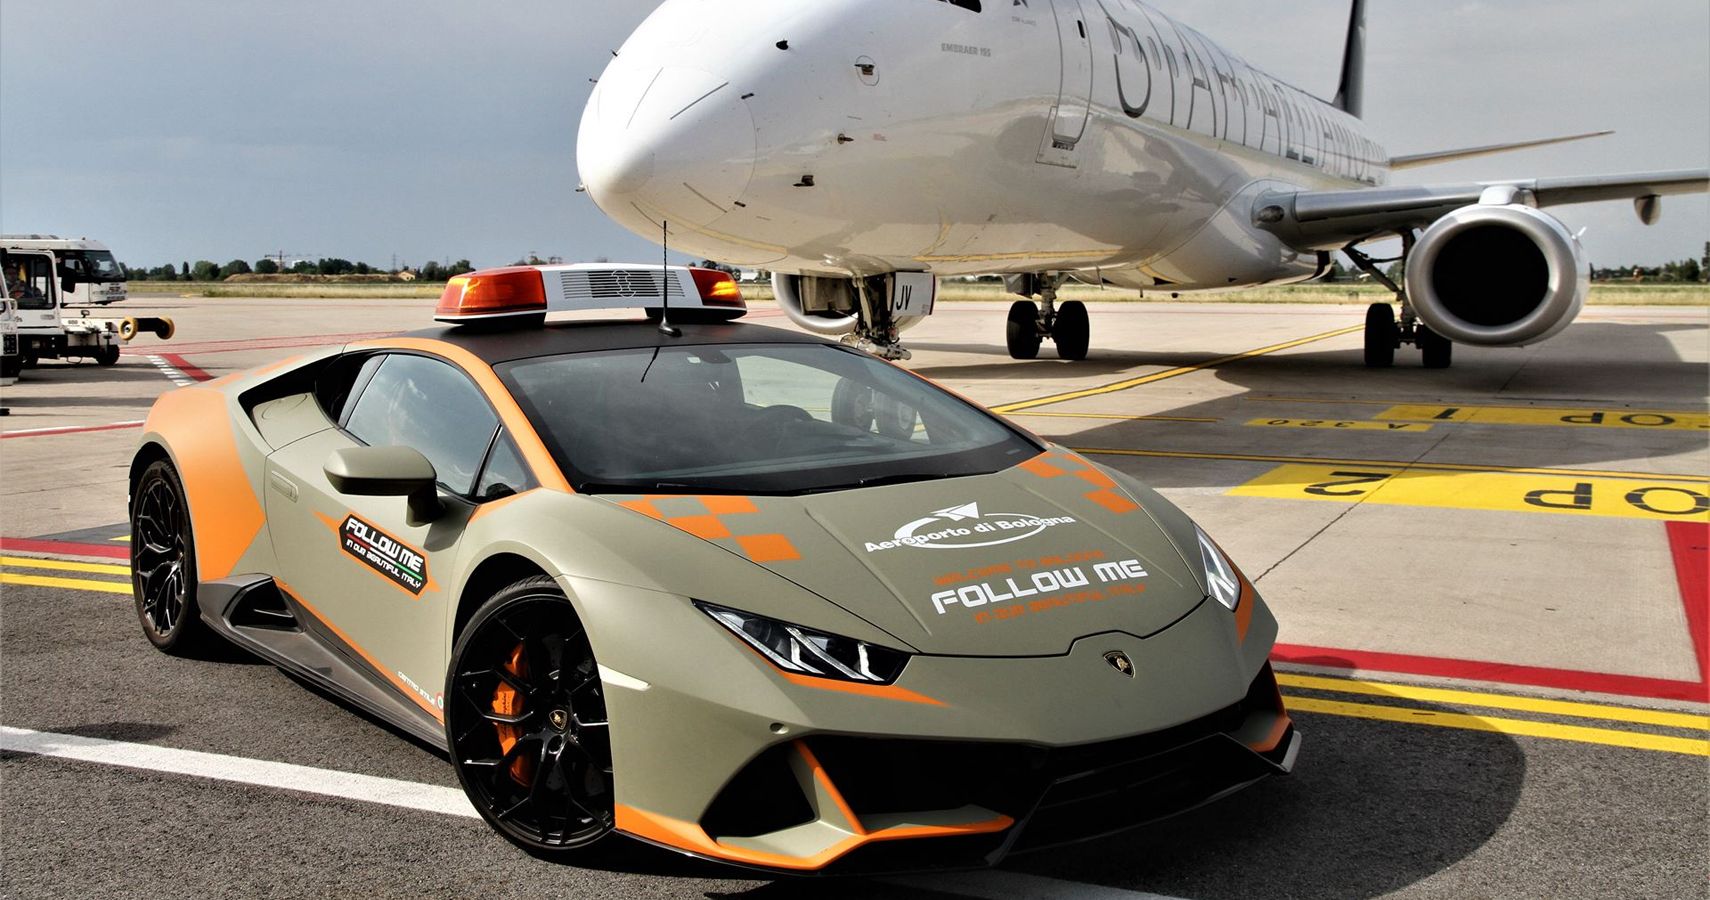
top-left (1377, 404), bottom-right (1709, 431)
top-left (1247, 418), bottom-right (1432, 432)
top-left (1231, 464), bottom-right (1710, 522)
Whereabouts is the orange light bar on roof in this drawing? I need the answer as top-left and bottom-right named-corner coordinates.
top-left (690, 268), bottom-right (744, 307)
top-left (435, 267), bottom-right (548, 322)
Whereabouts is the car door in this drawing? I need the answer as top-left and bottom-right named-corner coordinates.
top-left (264, 351), bottom-right (509, 719)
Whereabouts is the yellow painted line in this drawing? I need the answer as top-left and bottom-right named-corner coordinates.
top-left (1246, 418), bottom-right (1432, 432)
top-left (1075, 446), bottom-right (1710, 484)
top-left (1285, 696), bottom-right (1710, 756)
top-left (0, 573), bottom-right (132, 595)
top-left (0, 555), bottom-right (131, 576)
top-left (1279, 673), bottom-right (1710, 731)
top-left (1378, 403), bottom-right (1708, 431)
top-left (990, 325), bottom-right (1363, 414)
top-left (1011, 412), bottom-right (1220, 424)
top-left (111, 535), bottom-right (132, 543)
top-left (1231, 463), bottom-right (1709, 523)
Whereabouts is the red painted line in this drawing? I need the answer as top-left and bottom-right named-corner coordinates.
top-left (2, 421), bottom-right (145, 439)
top-left (0, 538), bottom-right (131, 561)
top-left (1273, 643), bottom-right (1708, 704)
top-left (1666, 521), bottom-right (1709, 683)
top-left (155, 353), bottom-right (213, 383)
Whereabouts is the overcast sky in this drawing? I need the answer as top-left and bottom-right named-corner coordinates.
top-left (1, 0), bottom-right (1704, 270)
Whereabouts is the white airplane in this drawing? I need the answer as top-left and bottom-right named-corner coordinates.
top-left (577, 0), bottom-right (1707, 367)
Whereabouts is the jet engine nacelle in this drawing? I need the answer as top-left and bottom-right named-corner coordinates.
top-left (774, 273), bottom-right (930, 337)
top-left (1404, 203), bottom-right (1587, 347)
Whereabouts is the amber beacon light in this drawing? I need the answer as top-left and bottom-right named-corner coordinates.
top-left (435, 267), bottom-right (549, 321)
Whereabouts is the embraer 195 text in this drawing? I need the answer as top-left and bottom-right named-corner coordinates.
top-left (578, 0), bottom-right (1708, 367)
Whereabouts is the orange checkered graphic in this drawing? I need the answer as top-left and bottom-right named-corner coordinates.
top-left (617, 495), bottom-right (801, 562)
top-left (1017, 451), bottom-right (1140, 514)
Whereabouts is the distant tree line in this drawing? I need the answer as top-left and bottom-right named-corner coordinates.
top-left (121, 258), bottom-right (476, 281)
top-left (1591, 254), bottom-right (1705, 284)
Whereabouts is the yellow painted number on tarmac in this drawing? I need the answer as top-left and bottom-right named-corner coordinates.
top-left (1247, 418), bottom-right (1431, 432)
top-left (1378, 404), bottom-right (1710, 431)
top-left (1231, 464), bottom-right (1710, 522)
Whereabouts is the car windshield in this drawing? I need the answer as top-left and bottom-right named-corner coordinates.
top-left (499, 343), bottom-right (1040, 495)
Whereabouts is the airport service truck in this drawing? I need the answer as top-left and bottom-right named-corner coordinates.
top-left (0, 234), bottom-right (174, 367)
top-left (2, 270), bottom-right (19, 387)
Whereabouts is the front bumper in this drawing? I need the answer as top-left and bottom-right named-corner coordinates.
top-left (614, 664), bottom-right (1294, 874)
top-left (567, 568), bottom-right (1286, 874)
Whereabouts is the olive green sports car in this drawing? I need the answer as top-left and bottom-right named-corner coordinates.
top-left (129, 264), bottom-right (1296, 873)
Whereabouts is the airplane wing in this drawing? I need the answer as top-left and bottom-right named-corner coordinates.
top-left (1257, 169), bottom-right (1710, 250)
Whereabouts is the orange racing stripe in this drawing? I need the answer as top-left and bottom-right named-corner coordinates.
top-left (276, 579), bottom-right (444, 722)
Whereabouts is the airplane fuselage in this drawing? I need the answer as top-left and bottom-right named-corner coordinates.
top-left (580, 0), bottom-right (1389, 290)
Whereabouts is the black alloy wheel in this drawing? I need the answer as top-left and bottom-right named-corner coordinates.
top-left (1418, 325), bottom-right (1453, 369)
top-left (448, 576), bottom-right (614, 854)
top-left (1052, 300), bottom-right (1090, 360)
top-left (1363, 303), bottom-right (1397, 368)
top-left (131, 459), bottom-right (211, 653)
top-left (1006, 300), bottom-right (1043, 360)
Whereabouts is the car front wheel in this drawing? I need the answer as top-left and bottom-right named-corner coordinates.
top-left (447, 575), bottom-right (615, 854)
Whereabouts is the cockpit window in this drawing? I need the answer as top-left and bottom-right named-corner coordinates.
top-left (936, 0), bottom-right (980, 11)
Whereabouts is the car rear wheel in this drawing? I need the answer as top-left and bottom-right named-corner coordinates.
top-left (447, 576), bottom-right (615, 854)
top-left (131, 459), bottom-right (215, 654)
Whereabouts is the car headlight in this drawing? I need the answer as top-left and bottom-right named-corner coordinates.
top-left (696, 602), bottom-right (909, 684)
top-left (1195, 527), bottom-right (1242, 611)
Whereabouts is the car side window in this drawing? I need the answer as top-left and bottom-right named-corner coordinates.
top-left (343, 354), bottom-right (499, 496)
top-left (474, 430), bottom-right (533, 502)
top-left (316, 353), bottom-right (384, 425)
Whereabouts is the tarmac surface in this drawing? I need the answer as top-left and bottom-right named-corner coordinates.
top-left (2, 293), bottom-right (1706, 898)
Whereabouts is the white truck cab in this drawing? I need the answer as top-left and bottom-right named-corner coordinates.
top-left (1, 269), bottom-right (19, 386)
top-left (1, 234), bottom-right (172, 367)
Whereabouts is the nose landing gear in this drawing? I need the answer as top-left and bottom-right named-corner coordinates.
top-left (1004, 275), bottom-right (1090, 361)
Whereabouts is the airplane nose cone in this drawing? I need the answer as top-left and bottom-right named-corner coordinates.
top-left (578, 64), bottom-right (755, 230)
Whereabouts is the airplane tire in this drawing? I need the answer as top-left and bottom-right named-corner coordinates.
top-left (1052, 301), bottom-right (1090, 360)
top-left (1005, 301), bottom-right (1042, 360)
top-left (1419, 325), bottom-right (1453, 369)
top-left (1363, 303), bottom-right (1396, 368)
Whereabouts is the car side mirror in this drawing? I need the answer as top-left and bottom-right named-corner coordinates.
top-left (61, 276), bottom-right (76, 295)
top-left (324, 446), bottom-right (443, 525)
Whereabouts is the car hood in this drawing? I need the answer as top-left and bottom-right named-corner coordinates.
top-left (602, 451), bottom-right (1209, 657)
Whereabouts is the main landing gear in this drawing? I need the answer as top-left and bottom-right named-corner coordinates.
top-left (1004, 275), bottom-right (1089, 361)
top-left (1345, 239), bottom-right (1453, 370)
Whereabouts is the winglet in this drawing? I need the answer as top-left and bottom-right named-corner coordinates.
top-left (1389, 131), bottom-right (1615, 170)
top-left (1331, 0), bottom-right (1366, 119)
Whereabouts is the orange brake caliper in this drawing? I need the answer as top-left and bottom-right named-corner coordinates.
top-left (493, 642), bottom-right (534, 786)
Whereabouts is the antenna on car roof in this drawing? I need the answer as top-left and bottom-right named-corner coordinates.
top-left (657, 219), bottom-right (681, 337)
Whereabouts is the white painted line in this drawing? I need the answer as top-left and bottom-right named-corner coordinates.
top-left (0, 420), bottom-right (145, 437)
top-left (146, 354), bottom-right (195, 387)
top-left (886, 871), bottom-right (1188, 899)
top-left (1, 725), bottom-right (1191, 899)
top-left (0, 725), bottom-right (478, 819)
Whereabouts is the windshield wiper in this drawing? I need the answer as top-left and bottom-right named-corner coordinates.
top-left (805, 472), bottom-right (962, 493)
top-left (577, 481), bottom-right (698, 495)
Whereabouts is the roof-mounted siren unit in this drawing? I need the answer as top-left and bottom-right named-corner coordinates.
top-left (435, 264), bottom-right (746, 327)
